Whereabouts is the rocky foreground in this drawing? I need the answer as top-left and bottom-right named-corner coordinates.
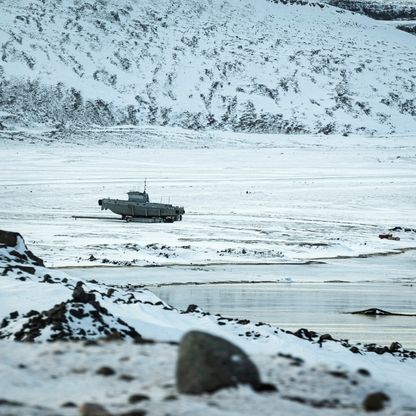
top-left (1, 230), bottom-right (416, 415)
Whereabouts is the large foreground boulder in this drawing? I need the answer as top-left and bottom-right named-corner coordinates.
top-left (176, 331), bottom-right (262, 394)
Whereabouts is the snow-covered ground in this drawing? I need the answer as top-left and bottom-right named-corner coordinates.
top-left (2, 340), bottom-right (416, 416)
top-left (1, 130), bottom-right (416, 414)
top-left (1, 128), bottom-right (415, 270)
top-left (1, 228), bottom-right (416, 415)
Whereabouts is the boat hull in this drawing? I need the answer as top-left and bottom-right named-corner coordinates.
top-left (98, 198), bottom-right (184, 222)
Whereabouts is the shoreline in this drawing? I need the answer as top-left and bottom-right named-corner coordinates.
top-left (51, 244), bottom-right (416, 270)
top-left (62, 249), bottom-right (416, 286)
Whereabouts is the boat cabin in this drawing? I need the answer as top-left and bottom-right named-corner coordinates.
top-left (127, 191), bottom-right (149, 203)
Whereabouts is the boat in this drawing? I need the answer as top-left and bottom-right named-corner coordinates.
top-left (98, 183), bottom-right (185, 223)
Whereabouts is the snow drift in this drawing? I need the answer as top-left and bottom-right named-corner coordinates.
top-left (0, 0), bottom-right (415, 135)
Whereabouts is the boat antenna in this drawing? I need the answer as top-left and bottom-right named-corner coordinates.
top-left (144, 178), bottom-right (147, 193)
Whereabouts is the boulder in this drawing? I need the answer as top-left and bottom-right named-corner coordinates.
top-left (176, 331), bottom-right (262, 394)
top-left (96, 366), bottom-right (116, 377)
top-left (363, 392), bottom-right (390, 412)
top-left (0, 230), bottom-right (21, 247)
top-left (73, 282), bottom-right (96, 303)
top-left (128, 394), bottom-right (150, 404)
top-left (79, 403), bottom-right (112, 416)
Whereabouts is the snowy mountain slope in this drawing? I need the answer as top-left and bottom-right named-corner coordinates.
top-left (0, 0), bottom-right (415, 135)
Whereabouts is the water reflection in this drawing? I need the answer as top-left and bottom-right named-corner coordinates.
top-left (153, 282), bottom-right (416, 349)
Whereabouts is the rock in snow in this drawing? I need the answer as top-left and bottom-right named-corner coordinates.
top-left (79, 403), bottom-right (112, 416)
top-left (362, 392), bottom-right (391, 412)
top-left (176, 331), bottom-right (262, 394)
top-left (0, 229), bottom-right (44, 267)
top-left (0, 230), bottom-right (22, 248)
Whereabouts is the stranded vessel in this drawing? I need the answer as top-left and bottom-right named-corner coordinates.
top-left (98, 186), bottom-right (185, 223)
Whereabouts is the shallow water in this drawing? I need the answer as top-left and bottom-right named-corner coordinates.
top-left (65, 254), bottom-right (416, 349)
top-left (152, 282), bottom-right (416, 350)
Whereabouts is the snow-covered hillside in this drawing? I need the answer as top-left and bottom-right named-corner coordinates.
top-left (0, 0), bottom-right (415, 135)
top-left (2, 230), bottom-right (416, 415)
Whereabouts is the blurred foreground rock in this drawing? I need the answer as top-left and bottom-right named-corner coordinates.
top-left (363, 392), bottom-right (390, 412)
top-left (80, 403), bottom-right (112, 416)
top-left (176, 330), bottom-right (271, 394)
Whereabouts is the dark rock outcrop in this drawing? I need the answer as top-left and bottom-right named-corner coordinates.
top-left (1, 296), bottom-right (143, 342)
top-left (0, 230), bottom-right (21, 247)
top-left (325, 0), bottom-right (416, 20)
top-left (0, 229), bottom-right (44, 267)
top-left (0, 231), bottom-right (154, 343)
top-left (73, 282), bottom-right (96, 303)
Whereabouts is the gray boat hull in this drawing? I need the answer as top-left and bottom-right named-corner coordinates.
top-left (98, 198), bottom-right (184, 222)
